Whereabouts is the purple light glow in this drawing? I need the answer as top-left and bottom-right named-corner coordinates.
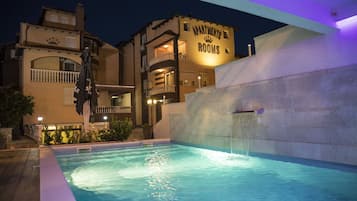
top-left (336, 15), bottom-right (357, 29)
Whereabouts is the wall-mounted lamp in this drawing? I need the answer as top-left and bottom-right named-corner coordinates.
top-left (37, 116), bottom-right (44, 124)
top-left (103, 115), bottom-right (108, 121)
top-left (197, 75), bottom-right (202, 88)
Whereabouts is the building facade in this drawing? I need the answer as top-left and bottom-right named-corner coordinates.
top-left (119, 16), bottom-right (236, 126)
top-left (17, 4), bottom-right (134, 129)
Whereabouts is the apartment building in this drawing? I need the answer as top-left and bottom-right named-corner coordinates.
top-left (118, 16), bottom-right (236, 125)
top-left (17, 4), bottom-right (134, 128)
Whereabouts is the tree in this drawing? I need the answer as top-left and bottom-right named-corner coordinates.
top-left (0, 87), bottom-right (34, 128)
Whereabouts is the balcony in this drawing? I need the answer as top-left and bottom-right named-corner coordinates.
top-left (30, 69), bottom-right (79, 83)
top-left (96, 106), bottom-right (131, 114)
top-left (149, 85), bottom-right (175, 96)
top-left (148, 53), bottom-right (175, 68)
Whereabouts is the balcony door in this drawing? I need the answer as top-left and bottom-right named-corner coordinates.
top-left (164, 71), bottom-right (175, 91)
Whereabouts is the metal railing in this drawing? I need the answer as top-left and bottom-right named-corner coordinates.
top-left (30, 69), bottom-right (80, 83)
top-left (149, 85), bottom-right (175, 96)
top-left (96, 106), bottom-right (132, 114)
top-left (148, 53), bottom-right (175, 67)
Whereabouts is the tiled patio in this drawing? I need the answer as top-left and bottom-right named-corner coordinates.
top-left (0, 147), bottom-right (39, 201)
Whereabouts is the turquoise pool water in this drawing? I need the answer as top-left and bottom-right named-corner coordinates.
top-left (56, 144), bottom-right (357, 201)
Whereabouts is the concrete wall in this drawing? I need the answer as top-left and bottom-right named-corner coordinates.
top-left (153, 102), bottom-right (186, 139)
top-left (254, 25), bottom-right (320, 54)
top-left (170, 65), bottom-right (357, 165)
top-left (216, 27), bottom-right (357, 89)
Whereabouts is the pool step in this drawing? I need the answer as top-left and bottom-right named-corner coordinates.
top-left (59, 145), bottom-right (184, 164)
top-left (76, 146), bottom-right (92, 153)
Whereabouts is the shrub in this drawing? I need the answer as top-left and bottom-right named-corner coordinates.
top-left (0, 87), bottom-right (34, 128)
top-left (80, 130), bottom-right (99, 143)
top-left (99, 119), bottom-right (133, 141)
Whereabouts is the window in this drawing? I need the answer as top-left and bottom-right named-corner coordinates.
top-left (141, 33), bottom-right (147, 45)
top-left (60, 15), bottom-right (69, 24)
top-left (60, 57), bottom-right (79, 72)
top-left (178, 40), bottom-right (186, 56)
top-left (143, 79), bottom-right (148, 96)
top-left (225, 48), bottom-right (230, 54)
top-left (46, 13), bottom-right (58, 23)
top-left (64, 61), bottom-right (75, 71)
top-left (183, 22), bottom-right (190, 31)
top-left (64, 36), bottom-right (76, 48)
top-left (83, 38), bottom-right (99, 55)
top-left (141, 55), bottom-right (147, 71)
top-left (223, 30), bottom-right (229, 39)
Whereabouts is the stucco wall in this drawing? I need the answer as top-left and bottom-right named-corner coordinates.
top-left (170, 65), bottom-right (357, 165)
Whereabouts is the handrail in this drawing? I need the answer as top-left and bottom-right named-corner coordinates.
top-left (148, 53), bottom-right (175, 67)
top-left (96, 106), bottom-right (132, 114)
top-left (30, 68), bottom-right (80, 83)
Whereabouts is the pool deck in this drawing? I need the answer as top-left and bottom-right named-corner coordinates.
top-left (0, 148), bottom-right (40, 201)
top-left (0, 137), bottom-right (170, 201)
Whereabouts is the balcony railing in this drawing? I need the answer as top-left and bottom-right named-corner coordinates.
top-left (31, 69), bottom-right (79, 83)
top-left (149, 85), bottom-right (175, 96)
top-left (96, 106), bottom-right (131, 114)
top-left (148, 53), bottom-right (175, 67)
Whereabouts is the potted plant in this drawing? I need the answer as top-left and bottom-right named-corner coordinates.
top-left (0, 87), bottom-right (34, 145)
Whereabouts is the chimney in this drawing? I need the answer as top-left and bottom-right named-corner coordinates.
top-left (76, 3), bottom-right (85, 31)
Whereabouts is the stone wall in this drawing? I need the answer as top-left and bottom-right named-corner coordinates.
top-left (170, 65), bottom-right (357, 165)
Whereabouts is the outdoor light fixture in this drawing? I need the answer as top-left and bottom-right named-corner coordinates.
top-left (103, 115), bottom-right (108, 121)
top-left (336, 15), bottom-right (357, 29)
top-left (37, 116), bottom-right (44, 123)
top-left (198, 75), bottom-right (202, 88)
top-left (163, 44), bottom-right (169, 48)
top-left (147, 99), bottom-right (153, 105)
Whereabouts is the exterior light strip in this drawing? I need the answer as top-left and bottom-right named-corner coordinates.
top-left (336, 15), bottom-right (357, 29)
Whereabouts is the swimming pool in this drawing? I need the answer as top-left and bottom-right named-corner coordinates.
top-left (56, 144), bottom-right (357, 201)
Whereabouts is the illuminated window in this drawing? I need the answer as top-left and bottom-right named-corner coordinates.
top-left (223, 31), bottom-right (229, 39)
top-left (183, 22), bottom-right (190, 31)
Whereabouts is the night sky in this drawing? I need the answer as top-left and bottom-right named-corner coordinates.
top-left (1, 0), bottom-right (284, 56)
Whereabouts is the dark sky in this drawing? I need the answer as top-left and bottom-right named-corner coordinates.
top-left (0, 0), bottom-right (284, 56)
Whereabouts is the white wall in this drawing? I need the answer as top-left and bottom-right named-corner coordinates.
top-left (153, 102), bottom-right (186, 139)
top-left (254, 25), bottom-right (320, 53)
top-left (216, 26), bottom-right (357, 88)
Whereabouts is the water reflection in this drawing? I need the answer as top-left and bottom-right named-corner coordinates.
top-left (145, 151), bottom-right (177, 201)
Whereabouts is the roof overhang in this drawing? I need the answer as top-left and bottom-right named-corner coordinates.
top-left (200, 0), bottom-right (357, 34)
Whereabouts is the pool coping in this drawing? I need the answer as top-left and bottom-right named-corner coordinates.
top-left (40, 138), bottom-right (171, 201)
